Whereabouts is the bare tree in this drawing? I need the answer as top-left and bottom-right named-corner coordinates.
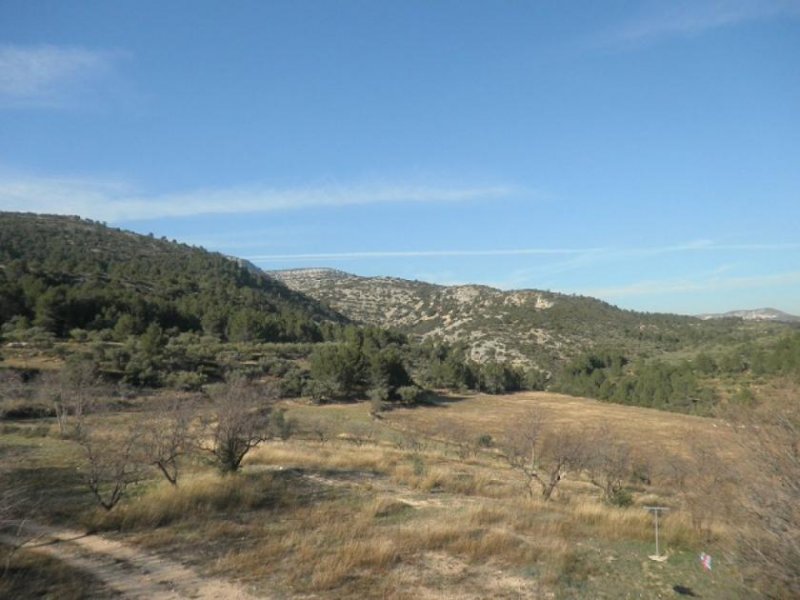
top-left (345, 421), bottom-right (376, 447)
top-left (502, 409), bottom-right (545, 497)
top-left (39, 359), bottom-right (100, 437)
top-left (502, 410), bottom-right (586, 501)
top-left (202, 375), bottom-right (274, 473)
top-left (687, 438), bottom-right (737, 536)
top-left (304, 416), bottom-right (331, 445)
top-left (0, 486), bottom-right (31, 575)
top-left (584, 424), bottom-right (633, 502)
top-left (77, 424), bottom-right (145, 511)
top-left (736, 412), bottom-right (800, 598)
top-left (652, 449), bottom-right (691, 492)
top-left (141, 397), bottom-right (196, 486)
top-left (538, 428), bottom-right (588, 501)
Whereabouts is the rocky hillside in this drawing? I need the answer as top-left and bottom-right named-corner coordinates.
top-left (270, 268), bottom-right (788, 370)
top-left (698, 308), bottom-right (800, 323)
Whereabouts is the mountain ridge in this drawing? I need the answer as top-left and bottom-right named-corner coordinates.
top-left (268, 267), bottom-right (791, 371)
top-left (697, 308), bottom-right (800, 323)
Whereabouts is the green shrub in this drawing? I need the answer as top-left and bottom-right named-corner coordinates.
top-left (609, 488), bottom-right (634, 507)
top-left (397, 385), bottom-right (425, 406)
top-left (368, 385), bottom-right (390, 403)
top-left (166, 370), bottom-right (207, 391)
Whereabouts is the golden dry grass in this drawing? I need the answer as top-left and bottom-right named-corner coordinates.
top-left (211, 495), bottom-right (561, 594)
top-left (385, 391), bottom-right (740, 457)
top-left (247, 440), bottom-right (403, 473)
top-left (389, 462), bottom-right (510, 497)
top-left (8, 388), bottom-right (754, 598)
top-left (87, 472), bottom-right (276, 531)
top-left (0, 543), bottom-right (110, 600)
top-left (197, 463), bottom-right (713, 596)
top-left (237, 394), bottom-right (734, 595)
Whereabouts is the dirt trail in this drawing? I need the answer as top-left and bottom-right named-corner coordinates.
top-left (3, 522), bottom-right (265, 599)
top-left (296, 468), bottom-right (486, 511)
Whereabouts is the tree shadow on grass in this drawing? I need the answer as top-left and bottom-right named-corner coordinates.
top-left (395, 391), bottom-right (472, 410)
top-left (1, 466), bottom-right (91, 524)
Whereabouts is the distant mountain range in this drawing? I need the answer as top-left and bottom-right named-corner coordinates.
top-left (269, 268), bottom-right (791, 370)
top-left (697, 308), bottom-right (800, 323)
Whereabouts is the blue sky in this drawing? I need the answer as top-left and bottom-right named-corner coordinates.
top-left (1, 1), bottom-right (799, 315)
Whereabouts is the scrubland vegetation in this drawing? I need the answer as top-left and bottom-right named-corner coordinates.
top-left (2, 364), bottom-right (798, 597)
top-left (1, 213), bottom-right (798, 597)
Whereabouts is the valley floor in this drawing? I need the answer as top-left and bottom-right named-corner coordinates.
top-left (1, 391), bottom-right (755, 598)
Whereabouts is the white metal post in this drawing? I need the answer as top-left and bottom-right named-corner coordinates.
top-left (644, 506), bottom-right (669, 560)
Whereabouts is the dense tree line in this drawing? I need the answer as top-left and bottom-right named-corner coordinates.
top-left (551, 332), bottom-right (800, 414)
top-left (308, 326), bottom-right (415, 403)
top-left (0, 213), bottom-right (343, 345)
top-left (408, 341), bottom-right (545, 395)
top-left (306, 334), bottom-right (542, 404)
top-left (552, 349), bottom-right (715, 414)
top-left (697, 332), bottom-right (800, 379)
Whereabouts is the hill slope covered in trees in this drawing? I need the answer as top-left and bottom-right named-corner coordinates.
top-left (0, 213), bottom-right (345, 343)
top-left (2, 213), bottom-right (796, 416)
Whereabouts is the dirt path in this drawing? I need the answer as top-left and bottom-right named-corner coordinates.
top-left (3, 522), bottom-right (265, 599)
top-left (292, 467), bottom-right (487, 511)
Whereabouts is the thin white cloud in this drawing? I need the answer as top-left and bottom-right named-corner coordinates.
top-left (0, 44), bottom-right (119, 107)
top-left (247, 240), bottom-right (800, 268)
top-left (606, 0), bottom-right (800, 46)
top-left (0, 172), bottom-right (518, 221)
top-left (473, 240), bottom-right (800, 289)
top-left (247, 248), bottom-right (590, 262)
top-left (588, 270), bottom-right (800, 299)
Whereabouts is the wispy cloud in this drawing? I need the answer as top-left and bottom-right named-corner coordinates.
top-left (246, 247), bottom-right (590, 262)
top-left (245, 240), bottom-right (800, 264)
top-left (247, 240), bottom-right (800, 270)
top-left (0, 171), bottom-right (517, 221)
top-left (0, 44), bottom-right (119, 107)
top-left (604, 0), bottom-right (800, 46)
top-left (588, 270), bottom-right (800, 299)
top-left (478, 240), bottom-right (800, 289)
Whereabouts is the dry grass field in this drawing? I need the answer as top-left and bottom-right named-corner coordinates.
top-left (382, 390), bottom-right (740, 452)
top-left (0, 388), bottom-right (776, 598)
